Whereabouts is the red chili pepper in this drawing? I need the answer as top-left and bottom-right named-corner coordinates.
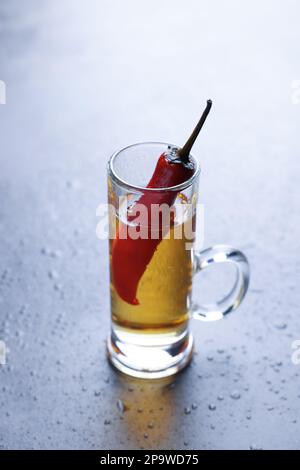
top-left (112, 152), bottom-right (194, 305)
top-left (112, 100), bottom-right (212, 305)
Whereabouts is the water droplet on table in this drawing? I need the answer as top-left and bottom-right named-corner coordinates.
top-left (230, 391), bottom-right (241, 400)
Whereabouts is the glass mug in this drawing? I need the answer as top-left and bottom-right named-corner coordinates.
top-left (107, 142), bottom-right (250, 379)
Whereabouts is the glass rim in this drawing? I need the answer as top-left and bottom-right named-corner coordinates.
top-left (108, 141), bottom-right (201, 193)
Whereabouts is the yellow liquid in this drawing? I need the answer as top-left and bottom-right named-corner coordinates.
top-left (109, 206), bottom-right (194, 335)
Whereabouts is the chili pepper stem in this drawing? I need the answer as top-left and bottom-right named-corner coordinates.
top-left (177, 99), bottom-right (212, 163)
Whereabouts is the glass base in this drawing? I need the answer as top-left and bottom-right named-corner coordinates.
top-left (107, 327), bottom-right (194, 379)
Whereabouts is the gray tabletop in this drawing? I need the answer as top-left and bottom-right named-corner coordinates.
top-left (0, 0), bottom-right (300, 450)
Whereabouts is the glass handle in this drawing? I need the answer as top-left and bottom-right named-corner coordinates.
top-left (191, 245), bottom-right (250, 322)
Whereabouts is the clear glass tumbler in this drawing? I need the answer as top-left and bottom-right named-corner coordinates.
top-left (107, 142), bottom-right (249, 379)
